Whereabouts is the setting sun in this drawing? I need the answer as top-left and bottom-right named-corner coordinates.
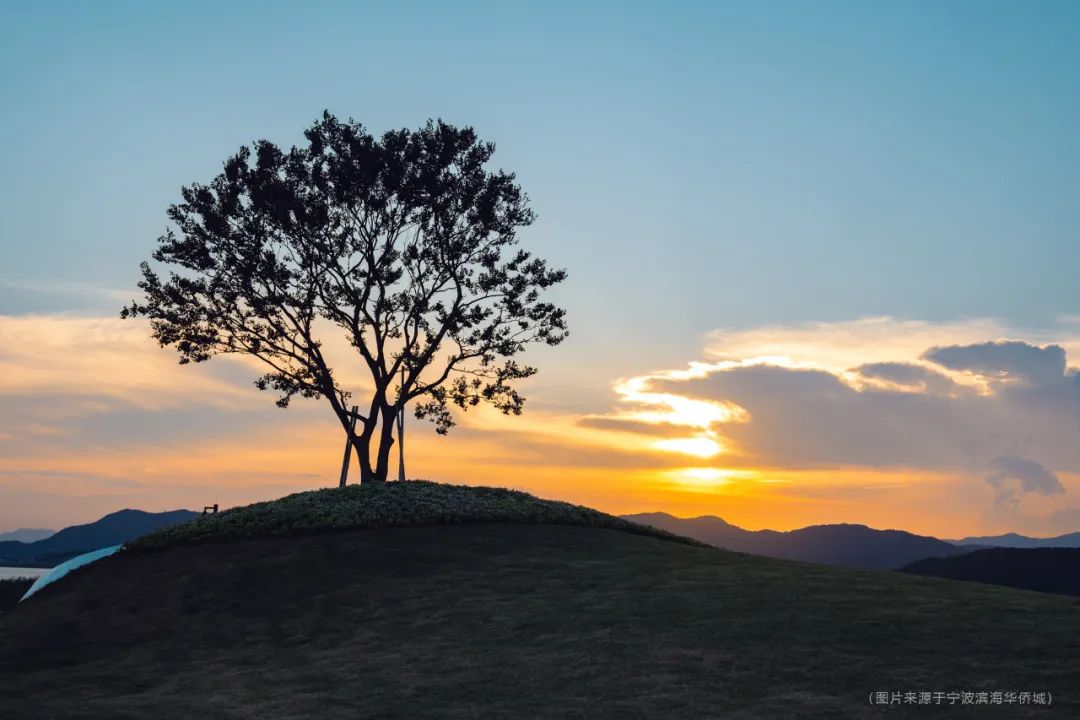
top-left (653, 436), bottom-right (724, 458)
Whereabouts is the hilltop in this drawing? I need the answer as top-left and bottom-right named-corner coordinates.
top-left (128, 480), bottom-right (693, 551)
top-left (2, 482), bottom-right (1078, 719)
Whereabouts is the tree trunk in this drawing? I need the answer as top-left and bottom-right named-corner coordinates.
top-left (372, 405), bottom-right (398, 483)
top-left (334, 391), bottom-right (402, 486)
top-left (356, 419), bottom-right (377, 484)
top-left (334, 386), bottom-right (405, 485)
top-left (346, 405), bottom-right (399, 484)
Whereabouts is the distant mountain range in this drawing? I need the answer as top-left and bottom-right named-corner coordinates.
top-left (0, 509), bottom-right (199, 567)
top-left (8, 502), bottom-right (1080, 589)
top-left (902, 548), bottom-right (1080, 596)
top-left (0, 528), bottom-right (54, 543)
top-left (623, 513), bottom-right (979, 570)
top-left (947, 531), bottom-right (1080, 548)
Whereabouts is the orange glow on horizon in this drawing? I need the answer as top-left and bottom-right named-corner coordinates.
top-left (3, 312), bottom-right (1080, 540)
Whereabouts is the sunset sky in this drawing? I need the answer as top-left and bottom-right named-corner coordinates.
top-left (3, 1), bottom-right (1080, 537)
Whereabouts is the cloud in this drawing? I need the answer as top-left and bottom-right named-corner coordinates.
top-left (702, 317), bottom-right (1012, 375)
top-left (0, 314), bottom-right (260, 410)
top-left (610, 320), bottom-right (1080, 502)
top-left (575, 416), bottom-right (693, 438)
top-left (0, 279), bottom-right (133, 301)
top-left (853, 362), bottom-right (961, 395)
top-left (984, 456), bottom-right (1065, 511)
top-left (924, 341), bottom-right (1067, 387)
top-left (646, 363), bottom-right (992, 470)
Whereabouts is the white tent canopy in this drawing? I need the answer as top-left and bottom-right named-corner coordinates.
top-left (20, 545), bottom-right (123, 602)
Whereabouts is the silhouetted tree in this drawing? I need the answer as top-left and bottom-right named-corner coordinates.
top-left (123, 113), bottom-right (568, 484)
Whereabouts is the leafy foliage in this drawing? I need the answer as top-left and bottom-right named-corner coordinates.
top-left (123, 113), bottom-right (568, 482)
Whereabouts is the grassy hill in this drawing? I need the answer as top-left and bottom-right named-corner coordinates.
top-left (1, 482), bottom-right (1078, 719)
top-left (127, 480), bottom-right (693, 552)
top-left (0, 578), bottom-right (32, 615)
top-left (903, 547), bottom-right (1080, 596)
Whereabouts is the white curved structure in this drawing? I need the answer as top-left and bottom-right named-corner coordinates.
top-left (20, 545), bottom-right (123, 602)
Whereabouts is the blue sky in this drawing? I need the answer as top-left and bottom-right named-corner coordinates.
top-left (3, 1), bottom-right (1080, 533)
top-left (5, 2), bottom-right (1080, 338)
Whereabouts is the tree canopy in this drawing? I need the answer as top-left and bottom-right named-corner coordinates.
top-left (123, 112), bottom-right (568, 483)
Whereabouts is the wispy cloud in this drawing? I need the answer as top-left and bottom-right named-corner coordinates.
top-left (0, 278), bottom-right (134, 300)
top-left (985, 456), bottom-right (1065, 511)
top-left (3, 313), bottom-right (1080, 537)
top-left (0, 314), bottom-right (259, 410)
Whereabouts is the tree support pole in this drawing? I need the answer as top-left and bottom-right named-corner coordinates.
top-left (339, 405), bottom-right (360, 487)
top-left (397, 368), bottom-right (407, 482)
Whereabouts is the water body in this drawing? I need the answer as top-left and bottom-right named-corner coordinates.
top-left (0, 566), bottom-right (50, 580)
